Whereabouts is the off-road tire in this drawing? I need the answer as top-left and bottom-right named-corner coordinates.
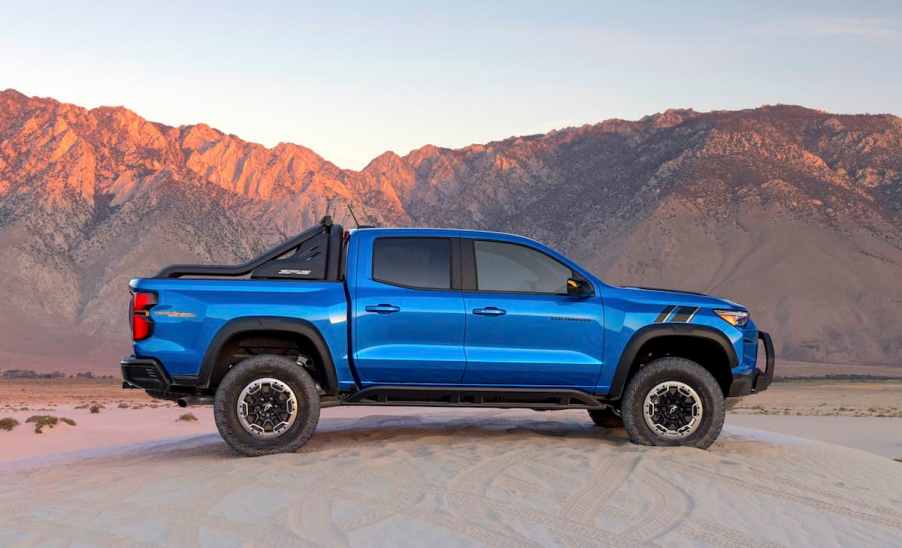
top-left (588, 407), bottom-right (624, 428)
top-left (621, 357), bottom-right (725, 449)
top-left (214, 354), bottom-right (320, 457)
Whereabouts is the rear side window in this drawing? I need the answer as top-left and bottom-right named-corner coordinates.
top-left (373, 238), bottom-right (451, 289)
top-left (474, 240), bottom-right (572, 294)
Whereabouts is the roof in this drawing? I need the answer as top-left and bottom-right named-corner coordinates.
top-left (348, 226), bottom-right (536, 244)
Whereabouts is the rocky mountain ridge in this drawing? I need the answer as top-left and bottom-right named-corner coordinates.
top-left (1, 89), bottom-right (900, 370)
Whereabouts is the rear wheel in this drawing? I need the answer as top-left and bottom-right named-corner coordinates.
top-left (588, 407), bottom-right (623, 428)
top-left (214, 354), bottom-right (320, 457)
top-left (621, 357), bottom-right (725, 449)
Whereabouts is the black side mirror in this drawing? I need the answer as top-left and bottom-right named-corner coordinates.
top-left (566, 276), bottom-right (593, 297)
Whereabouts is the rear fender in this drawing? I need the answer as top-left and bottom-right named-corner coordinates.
top-left (198, 316), bottom-right (338, 394)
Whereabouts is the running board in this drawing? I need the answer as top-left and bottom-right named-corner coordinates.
top-left (340, 386), bottom-right (605, 410)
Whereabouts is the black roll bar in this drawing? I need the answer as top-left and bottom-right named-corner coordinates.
top-left (155, 216), bottom-right (334, 279)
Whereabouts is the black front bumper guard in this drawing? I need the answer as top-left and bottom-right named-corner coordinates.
top-left (727, 330), bottom-right (776, 397)
top-left (752, 331), bottom-right (776, 392)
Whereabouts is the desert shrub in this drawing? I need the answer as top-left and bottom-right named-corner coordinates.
top-left (89, 404), bottom-right (104, 414)
top-left (0, 417), bottom-right (19, 432)
top-left (176, 413), bottom-right (198, 422)
top-left (24, 415), bottom-right (77, 433)
top-left (25, 415), bottom-right (58, 434)
top-left (118, 402), bottom-right (130, 409)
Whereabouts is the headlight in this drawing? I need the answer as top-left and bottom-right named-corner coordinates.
top-left (714, 309), bottom-right (749, 327)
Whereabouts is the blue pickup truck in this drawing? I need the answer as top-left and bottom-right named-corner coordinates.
top-left (122, 216), bottom-right (774, 456)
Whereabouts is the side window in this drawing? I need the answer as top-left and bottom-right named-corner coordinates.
top-left (474, 240), bottom-right (572, 294)
top-left (373, 238), bottom-right (451, 289)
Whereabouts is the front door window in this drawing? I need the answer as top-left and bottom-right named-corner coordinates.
top-left (474, 240), bottom-right (572, 294)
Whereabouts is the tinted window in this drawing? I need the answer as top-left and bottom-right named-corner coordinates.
top-left (373, 238), bottom-right (451, 289)
top-left (474, 240), bottom-right (572, 294)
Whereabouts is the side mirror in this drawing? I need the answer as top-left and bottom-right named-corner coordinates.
top-left (566, 276), bottom-right (593, 298)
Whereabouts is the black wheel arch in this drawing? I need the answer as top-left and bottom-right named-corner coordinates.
top-left (608, 324), bottom-right (738, 400)
top-left (198, 316), bottom-right (339, 394)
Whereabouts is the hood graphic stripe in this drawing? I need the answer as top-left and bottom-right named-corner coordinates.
top-left (672, 306), bottom-right (699, 323)
top-left (654, 305), bottom-right (676, 323)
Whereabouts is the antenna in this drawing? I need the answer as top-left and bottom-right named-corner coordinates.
top-left (347, 203), bottom-right (361, 229)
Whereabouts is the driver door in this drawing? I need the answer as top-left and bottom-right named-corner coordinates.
top-left (461, 239), bottom-right (604, 389)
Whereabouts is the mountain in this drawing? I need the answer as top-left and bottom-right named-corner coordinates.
top-left (1, 89), bottom-right (900, 372)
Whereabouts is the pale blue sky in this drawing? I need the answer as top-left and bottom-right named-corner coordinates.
top-left (3, 1), bottom-right (900, 168)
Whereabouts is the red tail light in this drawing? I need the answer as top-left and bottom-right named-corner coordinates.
top-left (131, 291), bottom-right (157, 341)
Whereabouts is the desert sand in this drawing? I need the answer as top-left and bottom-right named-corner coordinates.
top-left (728, 415), bottom-right (902, 459)
top-left (0, 405), bottom-right (211, 464)
top-left (730, 379), bottom-right (902, 417)
top-left (2, 403), bottom-right (902, 547)
top-left (776, 361), bottom-right (902, 380)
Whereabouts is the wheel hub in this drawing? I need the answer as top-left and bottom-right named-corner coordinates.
top-left (642, 381), bottom-right (703, 439)
top-left (237, 378), bottom-right (299, 439)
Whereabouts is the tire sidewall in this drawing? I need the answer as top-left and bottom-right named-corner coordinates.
top-left (622, 358), bottom-right (724, 448)
top-left (214, 355), bottom-right (320, 456)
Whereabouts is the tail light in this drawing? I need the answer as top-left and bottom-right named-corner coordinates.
top-left (131, 291), bottom-right (157, 341)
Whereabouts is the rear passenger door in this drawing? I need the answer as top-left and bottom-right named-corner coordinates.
top-left (353, 236), bottom-right (467, 384)
top-left (461, 239), bottom-right (604, 389)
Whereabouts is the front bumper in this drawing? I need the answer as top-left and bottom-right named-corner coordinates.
top-left (728, 331), bottom-right (775, 397)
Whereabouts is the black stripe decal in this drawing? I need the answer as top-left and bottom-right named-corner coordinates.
top-left (654, 305), bottom-right (675, 323)
top-left (671, 306), bottom-right (698, 323)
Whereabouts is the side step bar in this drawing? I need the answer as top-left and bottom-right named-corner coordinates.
top-left (341, 386), bottom-right (606, 410)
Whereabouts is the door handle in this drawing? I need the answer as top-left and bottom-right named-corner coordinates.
top-left (473, 306), bottom-right (506, 316)
top-left (365, 304), bottom-right (401, 314)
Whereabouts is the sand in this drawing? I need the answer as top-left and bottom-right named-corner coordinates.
top-left (731, 380), bottom-right (902, 417)
top-left (777, 361), bottom-right (902, 379)
top-left (729, 415), bottom-right (902, 459)
top-left (0, 378), bottom-right (153, 406)
top-left (2, 406), bottom-right (902, 547)
top-left (2, 380), bottom-right (902, 545)
top-left (0, 405), bottom-right (212, 464)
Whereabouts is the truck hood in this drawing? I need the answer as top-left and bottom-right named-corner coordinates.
top-left (617, 285), bottom-right (746, 310)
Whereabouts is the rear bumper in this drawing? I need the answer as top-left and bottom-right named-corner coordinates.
top-left (121, 356), bottom-right (170, 392)
top-left (728, 330), bottom-right (776, 397)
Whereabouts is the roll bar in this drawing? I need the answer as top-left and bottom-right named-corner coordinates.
top-left (155, 216), bottom-right (336, 279)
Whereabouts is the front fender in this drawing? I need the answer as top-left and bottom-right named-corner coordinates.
top-left (606, 323), bottom-right (738, 400)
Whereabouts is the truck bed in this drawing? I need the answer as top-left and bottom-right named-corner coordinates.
top-left (130, 278), bottom-right (351, 384)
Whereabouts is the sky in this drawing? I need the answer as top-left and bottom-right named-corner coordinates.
top-left (3, 1), bottom-right (901, 169)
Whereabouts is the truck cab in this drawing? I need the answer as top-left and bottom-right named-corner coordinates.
top-left (122, 217), bottom-right (775, 456)
top-left (349, 228), bottom-right (604, 389)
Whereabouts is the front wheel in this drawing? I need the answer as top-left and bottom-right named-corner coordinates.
top-left (621, 357), bottom-right (725, 449)
top-left (214, 354), bottom-right (320, 457)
